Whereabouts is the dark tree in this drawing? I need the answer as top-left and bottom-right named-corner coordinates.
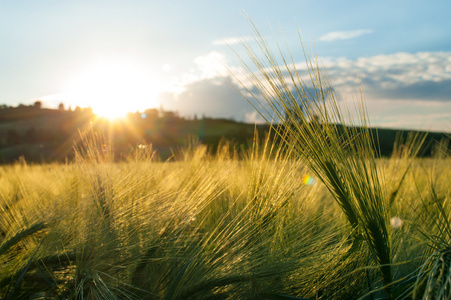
top-left (58, 103), bottom-right (65, 111)
top-left (34, 101), bottom-right (42, 109)
top-left (144, 108), bottom-right (159, 120)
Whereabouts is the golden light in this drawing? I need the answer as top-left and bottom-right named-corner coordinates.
top-left (64, 60), bottom-right (159, 120)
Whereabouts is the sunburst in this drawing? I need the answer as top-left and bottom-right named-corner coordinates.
top-left (64, 59), bottom-right (159, 120)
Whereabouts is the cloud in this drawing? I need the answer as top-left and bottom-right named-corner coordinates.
top-left (162, 64), bottom-right (172, 72)
top-left (245, 111), bottom-right (266, 124)
top-left (369, 79), bottom-right (451, 102)
top-left (158, 77), bottom-right (255, 121)
top-left (310, 51), bottom-right (451, 130)
top-left (370, 109), bottom-right (451, 132)
top-left (318, 52), bottom-right (451, 102)
top-left (163, 48), bottom-right (451, 131)
top-left (319, 29), bottom-right (373, 42)
top-left (194, 51), bottom-right (229, 79)
top-left (212, 36), bottom-right (252, 46)
top-left (164, 51), bottom-right (234, 95)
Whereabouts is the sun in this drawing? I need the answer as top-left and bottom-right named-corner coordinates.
top-left (64, 59), bottom-right (159, 120)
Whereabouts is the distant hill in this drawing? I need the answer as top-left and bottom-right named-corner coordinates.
top-left (0, 105), bottom-right (448, 163)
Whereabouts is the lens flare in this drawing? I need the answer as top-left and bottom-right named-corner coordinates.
top-left (302, 175), bottom-right (315, 185)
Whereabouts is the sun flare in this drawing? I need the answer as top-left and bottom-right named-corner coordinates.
top-left (64, 60), bottom-right (159, 120)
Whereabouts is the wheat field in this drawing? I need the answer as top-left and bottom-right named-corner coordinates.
top-left (0, 134), bottom-right (449, 299)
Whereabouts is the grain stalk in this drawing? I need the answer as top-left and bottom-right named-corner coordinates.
top-left (231, 21), bottom-right (394, 298)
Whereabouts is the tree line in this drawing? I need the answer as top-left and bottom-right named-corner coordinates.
top-left (0, 102), bottom-right (254, 163)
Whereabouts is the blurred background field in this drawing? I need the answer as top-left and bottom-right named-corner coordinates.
top-left (0, 103), bottom-right (448, 164)
top-left (0, 132), bottom-right (449, 299)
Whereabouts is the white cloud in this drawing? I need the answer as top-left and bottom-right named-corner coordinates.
top-left (374, 111), bottom-right (451, 132)
top-left (354, 96), bottom-right (451, 132)
top-left (194, 51), bottom-right (229, 79)
top-left (319, 29), bottom-right (373, 42)
top-left (245, 111), bottom-right (265, 124)
top-left (164, 51), bottom-right (231, 95)
top-left (317, 52), bottom-right (451, 102)
top-left (162, 64), bottom-right (172, 72)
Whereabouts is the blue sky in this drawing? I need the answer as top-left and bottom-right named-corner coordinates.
top-left (1, 0), bottom-right (450, 131)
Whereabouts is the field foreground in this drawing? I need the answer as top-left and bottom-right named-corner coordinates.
top-left (0, 139), bottom-right (450, 299)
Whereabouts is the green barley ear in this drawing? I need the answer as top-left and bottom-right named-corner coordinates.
top-left (231, 22), bottom-right (395, 298)
top-left (421, 249), bottom-right (451, 299)
top-left (0, 222), bottom-right (46, 256)
top-left (412, 167), bottom-right (451, 299)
